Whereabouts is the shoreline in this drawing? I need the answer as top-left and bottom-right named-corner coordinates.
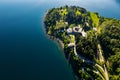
top-left (42, 11), bottom-right (64, 52)
top-left (43, 17), bottom-right (79, 80)
top-left (43, 15), bottom-right (77, 80)
top-left (46, 34), bottom-right (64, 51)
top-left (43, 5), bottom-right (120, 80)
top-left (45, 34), bottom-right (78, 80)
top-left (42, 24), bottom-right (64, 51)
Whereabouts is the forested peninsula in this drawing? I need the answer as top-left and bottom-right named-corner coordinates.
top-left (44, 6), bottom-right (120, 80)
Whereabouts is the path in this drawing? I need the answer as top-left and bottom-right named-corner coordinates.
top-left (72, 36), bottom-right (109, 80)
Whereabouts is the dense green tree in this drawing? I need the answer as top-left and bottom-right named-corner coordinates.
top-left (44, 6), bottom-right (120, 80)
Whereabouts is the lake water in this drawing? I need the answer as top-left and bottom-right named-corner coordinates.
top-left (0, 0), bottom-right (120, 80)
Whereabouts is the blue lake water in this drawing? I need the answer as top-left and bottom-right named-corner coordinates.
top-left (0, 0), bottom-right (120, 80)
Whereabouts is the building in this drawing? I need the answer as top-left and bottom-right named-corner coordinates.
top-left (73, 25), bottom-right (82, 33)
top-left (67, 25), bottom-right (87, 37)
top-left (81, 30), bottom-right (87, 37)
top-left (67, 28), bottom-right (72, 34)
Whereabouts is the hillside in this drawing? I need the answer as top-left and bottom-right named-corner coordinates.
top-left (44, 6), bottom-right (120, 80)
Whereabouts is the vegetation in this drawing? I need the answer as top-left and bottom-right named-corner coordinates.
top-left (89, 12), bottom-right (99, 27)
top-left (44, 6), bottom-right (120, 80)
top-left (69, 35), bottom-right (75, 43)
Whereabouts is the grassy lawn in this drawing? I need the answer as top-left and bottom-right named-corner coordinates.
top-left (69, 34), bottom-right (75, 43)
top-left (55, 21), bottom-right (67, 30)
top-left (60, 8), bottom-right (68, 16)
top-left (76, 10), bottom-right (81, 16)
top-left (97, 27), bottom-right (101, 34)
top-left (90, 12), bottom-right (99, 27)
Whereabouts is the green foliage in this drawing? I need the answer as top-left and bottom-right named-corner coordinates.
top-left (60, 8), bottom-right (68, 17)
top-left (98, 19), bottom-right (120, 78)
top-left (44, 6), bottom-right (120, 80)
top-left (89, 12), bottom-right (99, 27)
top-left (78, 70), bottom-right (90, 79)
top-left (76, 34), bottom-right (97, 60)
top-left (55, 20), bottom-right (67, 30)
top-left (44, 8), bottom-right (61, 26)
top-left (76, 10), bottom-right (81, 16)
top-left (108, 52), bottom-right (120, 74)
top-left (98, 20), bottom-right (120, 56)
top-left (69, 35), bottom-right (75, 43)
top-left (69, 24), bottom-right (76, 28)
top-left (109, 75), bottom-right (120, 80)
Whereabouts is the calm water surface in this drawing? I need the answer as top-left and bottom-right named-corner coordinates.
top-left (0, 0), bottom-right (120, 80)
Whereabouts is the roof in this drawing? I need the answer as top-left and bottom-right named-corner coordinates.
top-left (67, 28), bottom-right (72, 33)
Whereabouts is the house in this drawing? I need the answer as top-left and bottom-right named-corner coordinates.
top-left (81, 30), bottom-right (87, 37)
top-left (67, 25), bottom-right (87, 37)
top-left (73, 25), bottom-right (82, 33)
top-left (67, 28), bottom-right (72, 34)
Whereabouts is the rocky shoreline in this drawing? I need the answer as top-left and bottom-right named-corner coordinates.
top-left (46, 34), bottom-right (64, 51)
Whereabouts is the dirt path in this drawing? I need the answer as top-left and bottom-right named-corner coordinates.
top-left (97, 44), bottom-right (104, 63)
top-left (73, 36), bottom-right (109, 80)
top-left (97, 44), bottom-right (109, 80)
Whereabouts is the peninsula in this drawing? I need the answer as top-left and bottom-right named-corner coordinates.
top-left (44, 6), bottom-right (120, 80)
